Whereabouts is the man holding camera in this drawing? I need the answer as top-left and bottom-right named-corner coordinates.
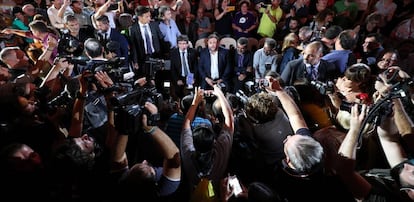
top-left (58, 14), bottom-right (94, 57)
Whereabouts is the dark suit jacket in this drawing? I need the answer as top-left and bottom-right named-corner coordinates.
top-left (109, 28), bottom-right (129, 66)
top-left (129, 21), bottom-right (163, 64)
top-left (281, 58), bottom-right (338, 86)
top-left (170, 47), bottom-right (198, 84)
top-left (234, 50), bottom-right (253, 75)
top-left (198, 47), bottom-right (232, 89)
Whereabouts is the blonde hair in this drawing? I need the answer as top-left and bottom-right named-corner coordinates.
top-left (282, 33), bottom-right (299, 52)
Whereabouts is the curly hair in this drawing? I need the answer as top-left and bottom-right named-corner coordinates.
top-left (246, 92), bottom-right (279, 124)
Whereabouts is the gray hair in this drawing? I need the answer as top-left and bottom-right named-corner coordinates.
top-left (286, 135), bottom-right (324, 173)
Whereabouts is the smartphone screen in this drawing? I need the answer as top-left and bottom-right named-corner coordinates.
top-left (228, 176), bottom-right (242, 197)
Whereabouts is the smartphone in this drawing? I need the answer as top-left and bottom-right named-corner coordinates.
top-left (228, 175), bottom-right (242, 197)
top-left (226, 6), bottom-right (235, 12)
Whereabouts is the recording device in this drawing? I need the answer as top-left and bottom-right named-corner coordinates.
top-left (110, 87), bottom-right (163, 135)
top-left (339, 101), bottom-right (363, 113)
top-left (80, 57), bottom-right (132, 84)
top-left (356, 70), bottom-right (414, 149)
top-left (259, 79), bottom-right (269, 88)
top-left (260, 3), bottom-right (269, 8)
top-left (145, 58), bottom-right (166, 81)
top-left (310, 80), bottom-right (334, 95)
top-left (217, 82), bottom-right (227, 92)
top-left (244, 81), bottom-right (257, 96)
top-left (235, 90), bottom-right (249, 105)
top-left (58, 31), bottom-right (82, 56)
top-left (60, 55), bottom-right (89, 65)
top-left (226, 5), bottom-right (235, 12)
top-left (228, 175), bottom-right (243, 197)
top-left (46, 91), bottom-right (73, 111)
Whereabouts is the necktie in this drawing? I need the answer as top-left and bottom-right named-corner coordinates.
top-left (182, 52), bottom-right (188, 76)
top-left (104, 32), bottom-right (108, 41)
top-left (143, 25), bottom-right (153, 54)
top-left (311, 65), bottom-right (318, 80)
top-left (238, 54), bottom-right (243, 67)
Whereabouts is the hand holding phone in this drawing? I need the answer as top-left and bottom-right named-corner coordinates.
top-left (228, 175), bottom-right (243, 197)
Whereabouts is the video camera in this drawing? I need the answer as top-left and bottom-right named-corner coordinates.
top-left (310, 80), bottom-right (334, 95)
top-left (145, 58), bottom-right (165, 81)
top-left (110, 86), bottom-right (163, 135)
top-left (59, 55), bottom-right (89, 66)
top-left (58, 31), bottom-right (82, 56)
top-left (81, 57), bottom-right (134, 84)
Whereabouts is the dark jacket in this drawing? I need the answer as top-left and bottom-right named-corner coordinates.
top-left (129, 21), bottom-right (163, 64)
top-left (170, 47), bottom-right (198, 84)
top-left (280, 58), bottom-right (338, 86)
top-left (198, 47), bottom-right (232, 89)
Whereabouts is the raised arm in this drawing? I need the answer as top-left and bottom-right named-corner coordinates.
top-left (67, 71), bottom-right (89, 138)
top-left (212, 84), bottom-right (234, 134)
top-left (336, 104), bottom-right (372, 200)
top-left (142, 102), bottom-right (181, 179)
top-left (393, 98), bottom-right (414, 152)
top-left (183, 87), bottom-right (204, 130)
top-left (377, 102), bottom-right (408, 168)
top-left (266, 77), bottom-right (307, 132)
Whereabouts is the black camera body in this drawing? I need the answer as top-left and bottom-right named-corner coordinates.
top-left (111, 87), bottom-right (163, 135)
top-left (310, 80), bottom-right (334, 95)
top-left (235, 90), bottom-right (249, 106)
top-left (259, 79), bottom-right (269, 88)
top-left (339, 101), bottom-right (363, 113)
top-left (58, 32), bottom-right (83, 56)
top-left (145, 58), bottom-right (165, 81)
top-left (82, 57), bottom-right (131, 84)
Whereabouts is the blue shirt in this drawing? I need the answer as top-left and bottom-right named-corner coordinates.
top-left (322, 50), bottom-right (352, 74)
top-left (159, 19), bottom-right (181, 48)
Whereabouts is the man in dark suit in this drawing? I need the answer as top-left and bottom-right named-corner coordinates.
top-left (281, 41), bottom-right (338, 86)
top-left (170, 35), bottom-right (198, 100)
top-left (280, 41), bottom-right (338, 131)
top-left (198, 33), bottom-right (232, 90)
top-left (232, 37), bottom-right (253, 94)
top-left (95, 15), bottom-right (129, 67)
top-left (129, 6), bottom-right (164, 77)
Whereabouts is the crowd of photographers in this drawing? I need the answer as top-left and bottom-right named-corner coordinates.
top-left (1, 0), bottom-right (414, 201)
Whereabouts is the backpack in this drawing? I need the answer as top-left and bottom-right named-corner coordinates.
top-left (190, 178), bottom-right (219, 202)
